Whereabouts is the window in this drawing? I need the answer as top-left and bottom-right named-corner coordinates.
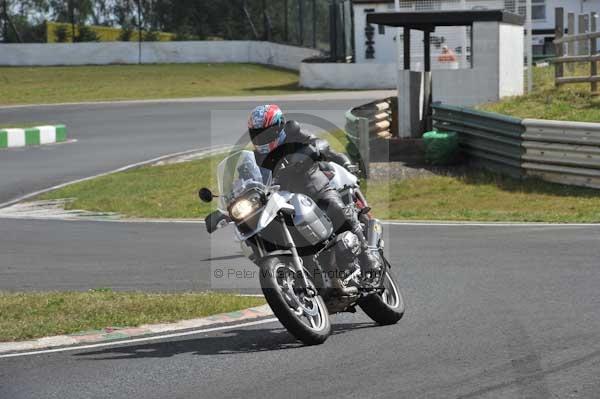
top-left (415, 0), bottom-right (442, 11)
top-left (532, 0), bottom-right (545, 20)
top-left (517, 0), bottom-right (545, 20)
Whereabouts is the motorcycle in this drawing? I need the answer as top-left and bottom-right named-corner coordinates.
top-left (199, 150), bottom-right (404, 345)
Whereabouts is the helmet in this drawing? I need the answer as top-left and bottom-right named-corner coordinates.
top-left (248, 104), bottom-right (286, 154)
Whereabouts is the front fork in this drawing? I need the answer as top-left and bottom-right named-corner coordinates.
top-left (278, 214), bottom-right (315, 296)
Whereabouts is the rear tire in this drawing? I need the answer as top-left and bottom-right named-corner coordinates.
top-left (359, 268), bottom-right (405, 325)
top-left (259, 256), bottom-right (331, 345)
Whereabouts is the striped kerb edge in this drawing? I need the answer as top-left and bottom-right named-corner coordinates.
top-left (0, 125), bottom-right (67, 148)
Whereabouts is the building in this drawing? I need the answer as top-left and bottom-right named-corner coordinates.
top-left (353, 0), bottom-right (600, 62)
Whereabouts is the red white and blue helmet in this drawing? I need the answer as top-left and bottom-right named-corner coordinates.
top-left (248, 104), bottom-right (286, 154)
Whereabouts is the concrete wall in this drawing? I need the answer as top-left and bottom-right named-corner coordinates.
top-left (353, 2), bottom-right (396, 64)
top-left (0, 41), bottom-right (320, 71)
top-left (299, 63), bottom-right (397, 89)
top-left (433, 21), bottom-right (501, 106)
top-left (499, 23), bottom-right (525, 98)
top-left (434, 22), bottom-right (523, 105)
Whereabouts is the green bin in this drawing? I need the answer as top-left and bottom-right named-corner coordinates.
top-left (422, 130), bottom-right (459, 165)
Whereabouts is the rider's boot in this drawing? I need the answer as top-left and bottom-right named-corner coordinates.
top-left (330, 278), bottom-right (359, 296)
top-left (352, 225), bottom-right (382, 283)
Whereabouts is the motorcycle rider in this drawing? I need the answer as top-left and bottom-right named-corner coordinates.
top-left (247, 104), bottom-right (380, 283)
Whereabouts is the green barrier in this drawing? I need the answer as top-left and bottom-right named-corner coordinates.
top-left (423, 130), bottom-right (459, 165)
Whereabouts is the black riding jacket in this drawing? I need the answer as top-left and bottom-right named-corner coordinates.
top-left (254, 120), bottom-right (351, 196)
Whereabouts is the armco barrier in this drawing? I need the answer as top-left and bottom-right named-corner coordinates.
top-left (522, 119), bottom-right (600, 188)
top-left (344, 97), bottom-right (395, 177)
top-left (432, 103), bottom-right (600, 189)
top-left (432, 103), bottom-right (525, 178)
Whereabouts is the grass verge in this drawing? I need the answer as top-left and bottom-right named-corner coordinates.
top-left (40, 153), bottom-right (225, 218)
top-left (0, 290), bottom-right (265, 342)
top-left (479, 63), bottom-right (600, 122)
top-left (0, 63), bottom-right (312, 105)
top-left (364, 172), bottom-right (600, 223)
top-left (38, 138), bottom-right (600, 222)
top-left (37, 131), bottom-right (349, 219)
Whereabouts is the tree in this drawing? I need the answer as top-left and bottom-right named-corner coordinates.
top-left (48, 0), bottom-right (94, 40)
top-left (1, 0), bottom-right (49, 43)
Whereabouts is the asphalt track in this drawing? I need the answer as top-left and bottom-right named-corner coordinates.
top-left (1, 222), bottom-right (599, 398)
top-left (2, 93), bottom-right (600, 398)
top-left (0, 92), bottom-right (390, 205)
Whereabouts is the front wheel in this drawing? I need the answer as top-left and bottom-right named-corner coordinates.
top-left (359, 267), bottom-right (405, 325)
top-left (259, 256), bottom-right (331, 345)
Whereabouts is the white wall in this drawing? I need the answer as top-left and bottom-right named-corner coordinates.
top-left (354, 3), bottom-right (397, 64)
top-left (0, 41), bottom-right (321, 71)
top-left (299, 63), bottom-right (397, 89)
top-left (433, 22), bottom-right (503, 106)
top-left (499, 23), bottom-right (525, 97)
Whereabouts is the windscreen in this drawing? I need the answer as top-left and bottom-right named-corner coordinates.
top-left (216, 150), bottom-right (272, 212)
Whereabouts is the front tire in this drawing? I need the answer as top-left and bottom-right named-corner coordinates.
top-left (359, 268), bottom-right (405, 325)
top-left (259, 256), bottom-right (331, 345)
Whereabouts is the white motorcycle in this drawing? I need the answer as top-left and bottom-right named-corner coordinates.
top-left (199, 150), bottom-right (404, 345)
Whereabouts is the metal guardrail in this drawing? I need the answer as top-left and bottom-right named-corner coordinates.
top-left (432, 104), bottom-right (600, 189)
top-left (522, 119), bottom-right (600, 188)
top-left (432, 103), bottom-right (525, 178)
top-left (344, 97), bottom-right (395, 177)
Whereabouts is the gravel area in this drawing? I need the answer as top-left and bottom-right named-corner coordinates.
top-left (368, 161), bottom-right (469, 181)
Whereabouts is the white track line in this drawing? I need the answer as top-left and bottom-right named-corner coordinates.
top-left (0, 145), bottom-right (231, 210)
top-left (0, 318), bottom-right (278, 359)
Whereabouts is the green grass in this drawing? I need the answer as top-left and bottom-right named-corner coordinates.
top-left (0, 290), bottom-right (265, 342)
top-left (38, 131), bottom-right (352, 219)
top-left (0, 63), bottom-right (311, 105)
top-left (40, 153), bottom-right (226, 218)
top-left (364, 172), bottom-right (600, 222)
top-left (479, 63), bottom-right (600, 122)
top-left (39, 144), bottom-right (600, 222)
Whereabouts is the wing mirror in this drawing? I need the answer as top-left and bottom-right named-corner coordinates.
top-left (198, 187), bottom-right (215, 203)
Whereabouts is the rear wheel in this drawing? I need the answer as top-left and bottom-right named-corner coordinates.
top-left (259, 256), bottom-right (331, 345)
top-left (359, 268), bottom-right (405, 325)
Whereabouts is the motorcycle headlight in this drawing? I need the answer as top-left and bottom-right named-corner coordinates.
top-left (229, 191), bottom-right (263, 222)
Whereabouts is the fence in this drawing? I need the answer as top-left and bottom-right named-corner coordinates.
top-left (432, 103), bottom-right (600, 189)
top-left (344, 97), bottom-right (395, 177)
top-left (553, 7), bottom-right (600, 92)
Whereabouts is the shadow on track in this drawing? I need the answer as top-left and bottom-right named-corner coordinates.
top-left (200, 254), bottom-right (245, 261)
top-left (74, 322), bottom-right (375, 360)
